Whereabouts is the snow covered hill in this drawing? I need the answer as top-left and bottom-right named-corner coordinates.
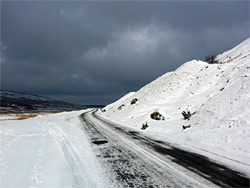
top-left (0, 90), bottom-right (83, 113)
top-left (98, 38), bottom-right (250, 168)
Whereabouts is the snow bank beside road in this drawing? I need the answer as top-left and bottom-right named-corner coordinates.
top-left (98, 38), bottom-right (250, 175)
top-left (0, 110), bottom-right (103, 188)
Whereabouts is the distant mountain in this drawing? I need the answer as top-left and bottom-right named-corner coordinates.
top-left (0, 90), bottom-right (84, 113)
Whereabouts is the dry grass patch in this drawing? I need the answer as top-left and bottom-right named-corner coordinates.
top-left (15, 114), bottom-right (37, 120)
top-left (0, 114), bottom-right (38, 121)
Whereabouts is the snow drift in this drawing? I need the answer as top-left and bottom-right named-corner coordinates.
top-left (98, 38), bottom-right (250, 169)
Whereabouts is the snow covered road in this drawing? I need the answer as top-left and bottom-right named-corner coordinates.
top-left (81, 110), bottom-right (250, 188)
top-left (0, 109), bottom-right (249, 187)
top-left (0, 110), bottom-right (104, 188)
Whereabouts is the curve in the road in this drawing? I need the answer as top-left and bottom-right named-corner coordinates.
top-left (80, 110), bottom-right (250, 188)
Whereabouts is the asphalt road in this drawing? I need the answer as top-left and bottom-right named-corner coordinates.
top-left (80, 110), bottom-right (250, 188)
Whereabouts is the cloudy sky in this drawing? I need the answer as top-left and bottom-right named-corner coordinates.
top-left (1, 1), bottom-right (249, 105)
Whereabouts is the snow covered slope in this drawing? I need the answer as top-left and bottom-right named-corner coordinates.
top-left (99, 38), bottom-right (250, 168)
top-left (0, 90), bottom-right (83, 113)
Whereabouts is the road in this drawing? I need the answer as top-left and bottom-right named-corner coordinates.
top-left (80, 110), bottom-right (250, 188)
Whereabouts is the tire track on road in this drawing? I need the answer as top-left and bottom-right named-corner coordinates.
top-left (46, 121), bottom-right (87, 188)
top-left (81, 110), bottom-right (250, 188)
top-left (80, 111), bottom-right (206, 188)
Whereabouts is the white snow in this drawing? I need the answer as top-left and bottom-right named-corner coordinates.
top-left (0, 110), bottom-right (104, 188)
top-left (0, 38), bottom-right (249, 187)
top-left (98, 38), bottom-right (250, 175)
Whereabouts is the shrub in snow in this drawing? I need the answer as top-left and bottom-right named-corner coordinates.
top-left (182, 110), bottom-right (196, 120)
top-left (141, 122), bottom-right (149, 130)
top-left (118, 104), bottom-right (125, 110)
top-left (131, 98), bottom-right (138, 105)
top-left (205, 55), bottom-right (218, 64)
top-left (182, 125), bottom-right (191, 130)
top-left (150, 111), bottom-right (165, 121)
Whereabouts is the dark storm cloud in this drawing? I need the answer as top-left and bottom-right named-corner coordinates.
top-left (1, 1), bottom-right (249, 105)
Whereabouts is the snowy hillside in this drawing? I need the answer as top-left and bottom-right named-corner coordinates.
top-left (98, 38), bottom-right (250, 168)
top-left (0, 90), bottom-right (83, 113)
